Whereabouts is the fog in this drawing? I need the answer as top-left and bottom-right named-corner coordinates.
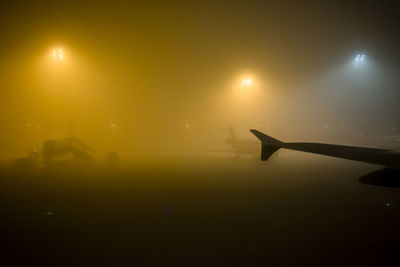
top-left (2, 1), bottom-right (400, 266)
top-left (1, 1), bottom-right (400, 162)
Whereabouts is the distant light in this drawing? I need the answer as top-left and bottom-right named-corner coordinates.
top-left (241, 79), bottom-right (252, 87)
top-left (386, 203), bottom-right (391, 207)
top-left (353, 53), bottom-right (366, 66)
top-left (109, 122), bottom-right (117, 129)
top-left (52, 48), bottom-right (64, 60)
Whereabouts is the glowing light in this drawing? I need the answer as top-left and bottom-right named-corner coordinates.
top-left (241, 79), bottom-right (252, 87)
top-left (185, 122), bottom-right (194, 128)
top-left (52, 48), bottom-right (64, 60)
top-left (353, 53), bottom-right (366, 66)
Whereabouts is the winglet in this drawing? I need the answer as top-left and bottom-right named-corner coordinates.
top-left (250, 129), bottom-right (284, 161)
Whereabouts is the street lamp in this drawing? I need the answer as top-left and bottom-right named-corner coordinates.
top-left (353, 54), bottom-right (366, 67)
top-left (52, 48), bottom-right (64, 60)
top-left (241, 79), bottom-right (252, 88)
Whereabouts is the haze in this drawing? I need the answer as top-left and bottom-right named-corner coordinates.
top-left (1, 1), bottom-right (400, 266)
top-left (1, 1), bottom-right (399, 160)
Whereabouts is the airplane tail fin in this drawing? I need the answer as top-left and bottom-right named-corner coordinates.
top-left (250, 129), bottom-right (284, 161)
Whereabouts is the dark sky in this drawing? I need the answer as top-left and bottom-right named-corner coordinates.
top-left (2, 1), bottom-right (399, 75)
top-left (1, 0), bottom-right (400, 156)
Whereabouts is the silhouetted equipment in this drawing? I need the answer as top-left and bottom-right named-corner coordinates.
top-left (251, 129), bottom-right (400, 186)
top-left (15, 137), bottom-right (95, 169)
top-left (42, 137), bottom-right (95, 165)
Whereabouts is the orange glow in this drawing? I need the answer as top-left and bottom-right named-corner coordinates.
top-left (52, 48), bottom-right (64, 60)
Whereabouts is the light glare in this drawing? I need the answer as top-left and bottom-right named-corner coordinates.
top-left (52, 48), bottom-right (64, 60)
top-left (241, 79), bottom-right (252, 87)
top-left (353, 53), bottom-right (366, 66)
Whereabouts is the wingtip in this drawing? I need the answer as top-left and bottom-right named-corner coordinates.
top-left (249, 129), bottom-right (263, 137)
top-left (249, 129), bottom-right (283, 146)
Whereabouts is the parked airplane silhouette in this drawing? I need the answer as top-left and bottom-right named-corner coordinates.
top-left (210, 127), bottom-right (258, 156)
top-left (250, 129), bottom-right (400, 187)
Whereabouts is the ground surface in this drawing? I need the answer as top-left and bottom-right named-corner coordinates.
top-left (1, 152), bottom-right (400, 266)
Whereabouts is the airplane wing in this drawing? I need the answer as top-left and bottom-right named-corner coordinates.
top-left (250, 129), bottom-right (400, 169)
